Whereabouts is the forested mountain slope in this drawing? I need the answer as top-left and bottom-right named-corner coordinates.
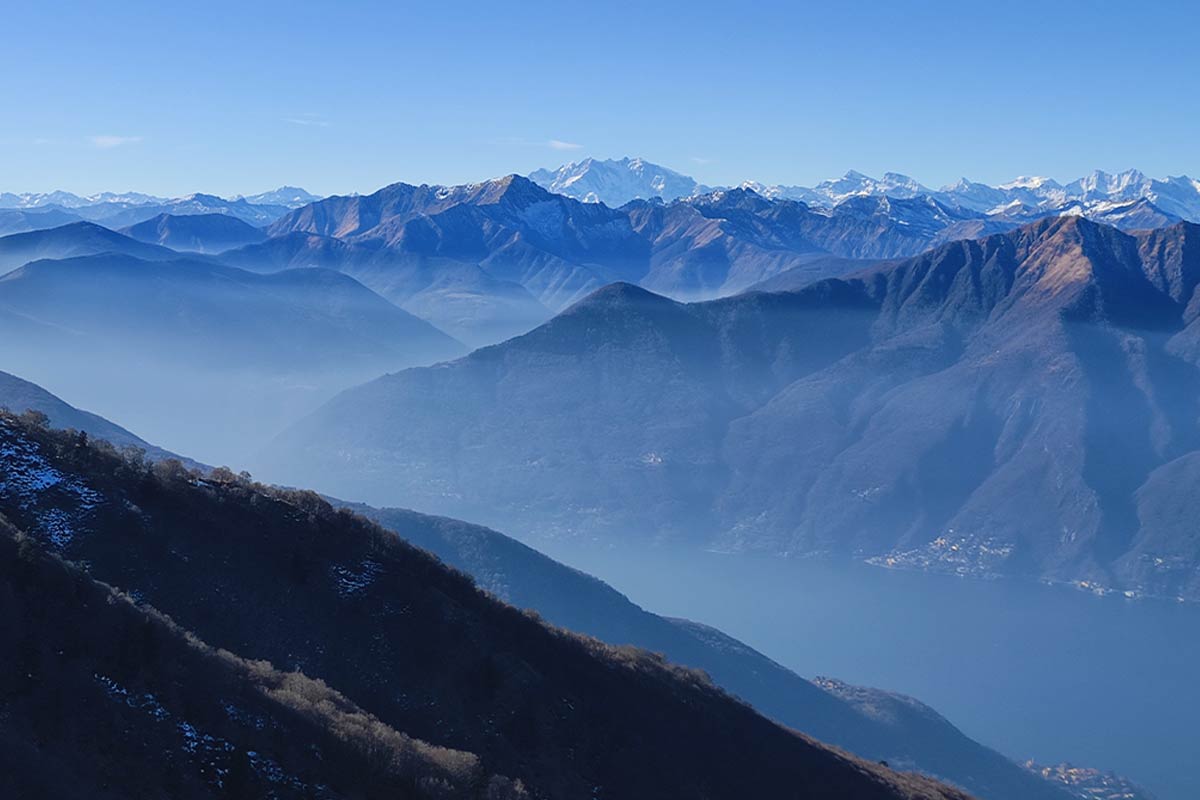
top-left (0, 413), bottom-right (970, 800)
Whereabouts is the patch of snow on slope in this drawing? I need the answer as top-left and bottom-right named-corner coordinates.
top-left (0, 422), bottom-right (103, 548)
top-left (330, 558), bottom-right (383, 596)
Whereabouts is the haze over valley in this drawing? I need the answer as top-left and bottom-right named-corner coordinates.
top-left (4, 3), bottom-right (1198, 796)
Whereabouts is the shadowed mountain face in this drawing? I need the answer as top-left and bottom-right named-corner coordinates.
top-left (0, 414), bottom-right (970, 800)
top-left (0, 254), bottom-right (464, 462)
top-left (261, 217), bottom-right (1200, 601)
top-left (119, 212), bottom-right (267, 253)
top-left (0, 221), bottom-right (177, 272)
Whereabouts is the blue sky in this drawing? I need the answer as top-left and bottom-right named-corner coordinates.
top-left (2, 0), bottom-right (1196, 197)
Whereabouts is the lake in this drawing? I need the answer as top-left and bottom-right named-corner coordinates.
top-left (539, 543), bottom-right (1200, 800)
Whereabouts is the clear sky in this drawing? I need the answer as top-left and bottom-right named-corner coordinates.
top-left (2, 0), bottom-right (1196, 197)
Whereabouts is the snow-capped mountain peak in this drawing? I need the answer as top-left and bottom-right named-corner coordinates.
top-left (529, 156), bottom-right (708, 207)
top-left (238, 186), bottom-right (322, 208)
top-left (529, 157), bottom-right (1200, 224)
top-left (998, 175), bottom-right (1063, 191)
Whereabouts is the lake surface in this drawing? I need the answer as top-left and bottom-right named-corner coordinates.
top-left (539, 543), bottom-right (1200, 800)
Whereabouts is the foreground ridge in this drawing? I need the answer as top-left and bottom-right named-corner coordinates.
top-left (0, 411), bottom-right (971, 800)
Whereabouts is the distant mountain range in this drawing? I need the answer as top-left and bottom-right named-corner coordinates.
top-left (4, 165), bottom-right (1197, 351)
top-left (0, 186), bottom-right (321, 230)
top-left (3, 173), bottom-right (1020, 350)
top-left (0, 185), bottom-right (319, 211)
top-left (530, 157), bottom-right (1200, 227)
top-left (265, 168), bottom-right (1198, 335)
top-left (261, 216), bottom-right (1200, 603)
top-left (10, 173), bottom-right (1200, 472)
top-left (5, 167), bottom-right (1200, 467)
top-left (263, 174), bottom-right (1014, 315)
top-left (266, 175), bottom-right (649, 308)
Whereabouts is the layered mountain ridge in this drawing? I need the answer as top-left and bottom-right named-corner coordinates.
top-left (265, 174), bottom-right (1023, 317)
top-left (0, 249), bottom-right (464, 461)
top-left (260, 216), bottom-right (1200, 602)
top-left (119, 213), bottom-right (268, 253)
top-left (0, 186), bottom-right (319, 232)
top-left (0, 221), bottom-right (178, 271)
top-left (5, 165), bottom-right (1194, 357)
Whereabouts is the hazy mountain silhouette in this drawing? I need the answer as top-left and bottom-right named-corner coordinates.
top-left (0, 253), bottom-right (460, 368)
top-left (0, 207), bottom-right (84, 236)
top-left (120, 212), bottom-right (267, 253)
top-left (69, 193), bottom-right (291, 228)
top-left (221, 231), bottom-right (551, 346)
top-left (0, 254), bottom-right (463, 461)
top-left (0, 221), bottom-right (177, 272)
